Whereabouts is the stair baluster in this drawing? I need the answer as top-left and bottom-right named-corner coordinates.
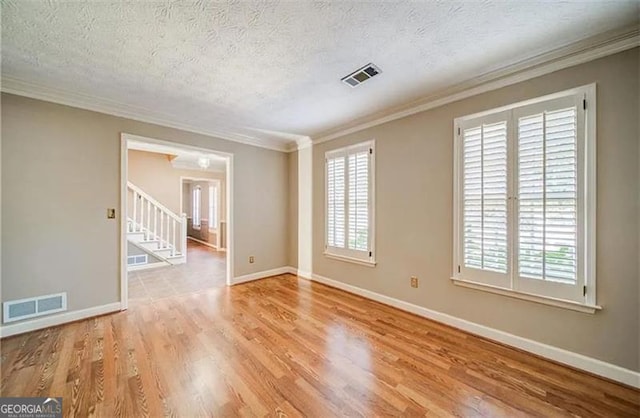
top-left (132, 190), bottom-right (138, 230)
top-left (146, 199), bottom-right (151, 240)
top-left (158, 212), bottom-right (164, 248)
top-left (140, 196), bottom-right (145, 233)
top-left (172, 218), bottom-right (176, 256)
top-left (154, 207), bottom-right (158, 243)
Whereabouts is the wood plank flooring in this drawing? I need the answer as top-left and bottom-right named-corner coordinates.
top-left (1, 274), bottom-right (638, 417)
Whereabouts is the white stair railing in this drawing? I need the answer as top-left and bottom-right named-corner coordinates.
top-left (127, 182), bottom-right (187, 258)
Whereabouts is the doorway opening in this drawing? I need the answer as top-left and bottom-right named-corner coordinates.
top-left (119, 133), bottom-right (234, 309)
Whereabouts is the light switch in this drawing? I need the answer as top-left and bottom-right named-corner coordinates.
top-left (107, 208), bottom-right (116, 219)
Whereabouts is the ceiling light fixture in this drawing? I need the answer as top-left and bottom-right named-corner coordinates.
top-left (197, 157), bottom-right (211, 170)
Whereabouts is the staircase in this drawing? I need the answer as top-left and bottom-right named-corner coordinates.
top-left (127, 182), bottom-right (187, 270)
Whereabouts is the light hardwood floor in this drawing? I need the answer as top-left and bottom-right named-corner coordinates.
top-left (1, 274), bottom-right (638, 417)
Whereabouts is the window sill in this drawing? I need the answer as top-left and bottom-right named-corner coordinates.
top-left (450, 277), bottom-right (602, 314)
top-left (324, 252), bottom-right (377, 267)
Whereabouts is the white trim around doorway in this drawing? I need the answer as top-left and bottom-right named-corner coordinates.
top-left (120, 133), bottom-right (234, 311)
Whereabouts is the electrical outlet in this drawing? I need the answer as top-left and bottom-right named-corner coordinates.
top-left (107, 208), bottom-right (116, 219)
top-left (249, 256), bottom-right (255, 264)
top-left (410, 276), bottom-right (418, 288)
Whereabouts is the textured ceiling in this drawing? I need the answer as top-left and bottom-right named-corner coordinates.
top-left (2, 1), bottom-right (638, 149)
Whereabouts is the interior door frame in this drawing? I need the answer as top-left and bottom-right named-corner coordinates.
top-left (120, 133), bottom-right (234, 310)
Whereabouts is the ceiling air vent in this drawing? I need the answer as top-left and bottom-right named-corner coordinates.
top-left (341, 63), bottom-right (382, 88)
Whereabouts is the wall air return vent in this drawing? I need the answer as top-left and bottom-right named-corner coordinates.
top-left (341, 63), bottom-right (382, 88)
top-left (3, 292), bottom-right (67, 323)
top-left (127, 254), bottom-right (148, 266)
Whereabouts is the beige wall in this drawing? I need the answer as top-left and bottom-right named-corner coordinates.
top-left (127, 149), bottom-right (224, 216)
top-left (1, 93), bottom-right (289, 318)
top-left (311, 48), bottom-right (640, 371)
top-left (182, 182), bottom-right (192, 218)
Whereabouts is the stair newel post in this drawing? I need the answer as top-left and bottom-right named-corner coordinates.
top-left (172, 218), bottom-right (176, 257)
top-left (133, 190), bottom-right (138, 230)
top-left (181, 213), bottom-right (187, 261)
top-left (166, 215), bottom-right (170, 250)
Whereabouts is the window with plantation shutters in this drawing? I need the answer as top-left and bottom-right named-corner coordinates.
top-left (453, 85), bottom-right (597, 311)
top-left (325, 141), bottom-right (375, 265)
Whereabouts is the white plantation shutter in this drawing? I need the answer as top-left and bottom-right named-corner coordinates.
top-left (463, 126), bottom-right (483, 269)
top-left (517, 108), bottom-right (577, 283)
top-left (462, 122), bottom-right (509, 272)
top-left (513, 95), bottom-right (586, 302)
top-left (454, 87), bottom-right (594, 306)
top-left (460, 113), bottom-right (510, 287)
top-left (326, 141), bottom-right (374, 263)
top-left (327, 156), bottom-right (346, 248)
top-left (348, 151), bottom-right (369, 251)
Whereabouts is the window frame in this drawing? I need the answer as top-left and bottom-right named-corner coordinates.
top-left (324, 140), bottom-right (376, 267)
top-left (452, 84), bottom-right (599, 313)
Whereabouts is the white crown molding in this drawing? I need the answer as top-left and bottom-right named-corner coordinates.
top-left (289, 136), bottom-right (313, 152)
top-left (0, 77), bottom-right (293, 153)
top-left (309, 273), bottom-right (640, 389)
top-left (314, 25), bottom-right (640, 144)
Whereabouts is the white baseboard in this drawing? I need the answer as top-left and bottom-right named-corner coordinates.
top-left (232, 266), bottom-right (294, 285)
top-left (0, 302), bottom-right (122, 338)
top-left (295, 269), bottom-right (312, 279)
top-left (310, 273), bottom-right (640, 389)
top-left (282, 266), bottom-right (311, 279)
top-left (128, 261), bottom-right (169, 271)
top-left (187, 236), bottom-right (218, 249)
